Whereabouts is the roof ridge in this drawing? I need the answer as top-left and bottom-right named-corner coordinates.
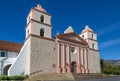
top-left (0, 40), bottom-right (23, 45)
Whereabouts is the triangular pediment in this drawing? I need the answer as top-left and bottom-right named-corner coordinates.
top-left (56, 32), bottom-right (88, 46)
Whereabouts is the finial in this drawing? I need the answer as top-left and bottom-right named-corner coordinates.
top-left (37, 4), bottom-right (42, 8)
top-left (85, 25), bottom-right (89, 28)
top-left (34, 3), bottom-right (47, 13)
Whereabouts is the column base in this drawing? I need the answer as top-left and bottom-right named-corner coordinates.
top-left (62, 66), bottom-right (67, 73)
top-left (67, 66), bottom-right (71, 73)
top-left (85, 68), bottom-right (89, 73)
top-left (81, 67), bottom-right (85, 73)
top-left (77, 65), bottom-right (81, 73)
top-left (57, 66), bottom-right (62, 73)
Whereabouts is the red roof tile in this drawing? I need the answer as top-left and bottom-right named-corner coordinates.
top-left (0, 40), bottom-right (23, 52)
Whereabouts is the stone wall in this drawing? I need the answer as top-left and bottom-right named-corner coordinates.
top-left (88, 49), bottom-right (101, 73)
top-left (30, 36), bottom-right (57, 74)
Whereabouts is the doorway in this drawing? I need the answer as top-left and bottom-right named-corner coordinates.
top-left (71, 61), bottom-right (77, 73)
top-left (3, 64), bottom-right (11, 75)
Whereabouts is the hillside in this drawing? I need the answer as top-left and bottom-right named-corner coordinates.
top-left (109, 60), bottom-right (120, 66)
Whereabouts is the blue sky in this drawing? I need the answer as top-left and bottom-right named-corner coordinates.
top-left (0, 0), bottom-right (120, 60)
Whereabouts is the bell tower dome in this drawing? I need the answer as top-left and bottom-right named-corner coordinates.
top-left (25, 4), bottom-right (52, 38)
top-left (80, 25), bottom-right (98, 50)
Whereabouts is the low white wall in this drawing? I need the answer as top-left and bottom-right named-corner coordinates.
top-left (8, 37), bottom-right (31, 76)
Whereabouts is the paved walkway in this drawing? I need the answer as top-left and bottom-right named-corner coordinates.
top-left (76, 76), bottom-right (120, 81)
top-left (45, 76), bottom-right (120, 81)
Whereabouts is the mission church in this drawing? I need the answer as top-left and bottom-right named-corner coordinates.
top-left (7, 4), bottom-right (101, 76)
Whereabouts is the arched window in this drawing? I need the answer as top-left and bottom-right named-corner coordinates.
top-left (27, 30), bottom-right (29, 34)
top-left (40, 15), bottom-right (44, 23)
top-left (92, 43), bottom-right (94, 49)
top-left (92, 34), bottom-right (94, 39)
top-left (82, 35), bottom-right (84, 38)
top-left (40, 29), bottom-right (44, 37)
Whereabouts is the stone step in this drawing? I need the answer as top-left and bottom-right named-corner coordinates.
top-left (24, 73), bottom-right (112, 81)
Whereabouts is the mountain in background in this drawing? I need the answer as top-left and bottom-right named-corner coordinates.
top-left (108, 60), bottom-right (120, 66)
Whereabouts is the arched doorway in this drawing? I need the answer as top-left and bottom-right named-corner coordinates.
top-left (71, 61), bottom-right (77, 73)
top-left (3, 64), bottom-right (11, 75)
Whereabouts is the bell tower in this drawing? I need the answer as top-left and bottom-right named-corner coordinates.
top-left (80, 25), bottom-right (98, 50)
top-left (25, 4), bottom-right (52, 38)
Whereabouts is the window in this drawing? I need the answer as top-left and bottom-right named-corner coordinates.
top-left (40, 15), bottom-right (44, 23)
top-left (27, 30), bottom-right (29, 35)
top-left (92, 43), bottom-right (94, 49)
top-left (40, 29), bottom-right (44, 37)
top-left (71, 47), bottom-right (76, 54)
top-left (92, 34), bottom-right (94, 39)
top-left (29, 16), bottom-right (30, 21)
top-left (0, 51), bottom-right (6, 57)
top-left (82, 35), bottom-right (84, 38)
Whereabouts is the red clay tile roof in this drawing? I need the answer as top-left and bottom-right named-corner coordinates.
top-left (0, 40), bottom-right (23, 52)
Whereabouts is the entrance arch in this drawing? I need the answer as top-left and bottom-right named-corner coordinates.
top-left (71, 61), bottom-right (77, 73)
top-left (3, 64), bottom-right (11, 75)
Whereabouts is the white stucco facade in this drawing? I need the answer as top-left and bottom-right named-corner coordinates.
top-left (0, 50), bottom-right (18, 75)
top-left (8, 37), bottom-right (31, 76)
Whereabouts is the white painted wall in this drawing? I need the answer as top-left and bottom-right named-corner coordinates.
top-left (0, 51), bottom-right (18, 75)
top-left (33, 22), bottom-right (52, 38)
top-left (33, 10), bottom-right (51, 25)
top-left (26, 9), bottom-right (32, 24)
top-left (26, 22), bottom-right (31, 38)
top-left (80, 32), bottom-right (97, 40)
top-left (88, 40), bottom-right (98, 50)
top-left (26, 9), bottom-right (52, 38)
top-left (80, 31), bottom-right (98, 50)
top-left (8, 37), bottom-right (31, 76)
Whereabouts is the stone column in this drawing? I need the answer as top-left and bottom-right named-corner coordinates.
top-left (86, 49), bottom-right (89, 73)
top-left (67, 44), bottom-right (71, 73)
top-left (62, 43), bottom-right (67, 73)
top-left (77, 47), bottom-right (81, 73)
top-left (82, 48), bottom-right (85, 73)
top-left (57, 42), bottom-right (61, 73)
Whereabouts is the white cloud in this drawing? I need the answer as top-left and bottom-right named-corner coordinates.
top-left (99, 39), bottom-right (120, 49)
top-left (97, 22), bottom-right (120, 36)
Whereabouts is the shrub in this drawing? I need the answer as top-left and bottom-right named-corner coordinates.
top-left (0, 75), bottom-right (28, 80)
top-left (101, 59), bottom-right (120, 75)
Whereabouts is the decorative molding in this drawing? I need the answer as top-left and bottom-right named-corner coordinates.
top-left (24, 34), bottom-right (55, 43)
top-left (89, 48), bottom-right (99, 52)
top-left (33, 8), bottom-right (52, 16)
top-left (85, 38), bottom-right (98, 42)
top-left (25, 19), bottom-right (52, 29)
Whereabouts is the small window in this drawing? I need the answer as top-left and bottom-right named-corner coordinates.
top-left (28, 30), bottom-right (29, 35)
top-left (40, 29), bottom-right (44, 37)
top-left (0, 51), bottom-right (6, 57)
top-left (92, 43), bottom-right (94, 49)
top-left (71, 47), bottom-right (76, 54)
top-left (92, 34), bottom-right (94, 39)
top-left (29, 16), bottom-right (30, 21)
top-left (40, 15), bottom-right (44, 23)
top-left (82, 35), bottom-right (84, 38)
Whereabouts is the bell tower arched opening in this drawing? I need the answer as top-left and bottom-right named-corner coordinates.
top-left (40, 15), bottom-right (44, 23)
top-left (40, 28), bottom-right (44, 37)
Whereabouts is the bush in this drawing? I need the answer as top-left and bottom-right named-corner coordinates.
top-left (101, 59), bottom-right (120, 75)
top-left (0, 75), bottom-right (28, 80)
